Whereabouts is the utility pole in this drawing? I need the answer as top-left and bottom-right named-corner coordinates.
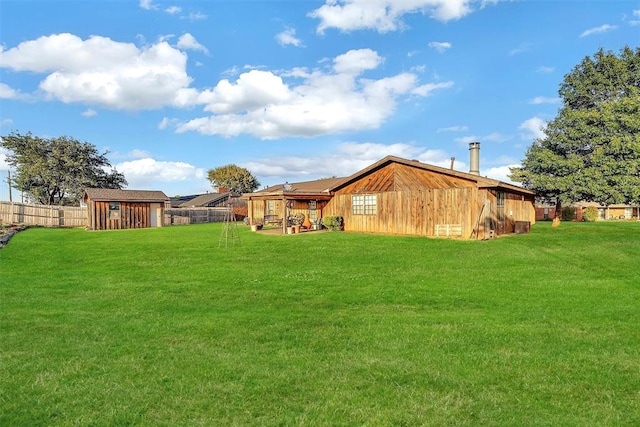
top-left (7, 170), bottom-right (12, 202)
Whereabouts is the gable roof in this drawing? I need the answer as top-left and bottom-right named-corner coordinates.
top-left (244, 177), bottom-right (344, 199)
top-left (179, 192), bottom-right (235, 207)
top-left (84, 188), bottom-right (169, 202)
top-left (329, 156), bottom-right (535, 195)
top-left (243, 156), bottom-right (535, 200)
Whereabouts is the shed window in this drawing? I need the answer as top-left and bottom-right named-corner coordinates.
top-left (352, 194), bottom-right (377, 215)
top-left (109, 202), bottom-right (121, 220)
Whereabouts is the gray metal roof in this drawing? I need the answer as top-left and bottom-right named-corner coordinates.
top-left (179, 192), bottom-right (235, 207)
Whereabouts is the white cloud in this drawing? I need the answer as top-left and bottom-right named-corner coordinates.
top-left (139, 0), bottom-right (157, 11)
top-left (2, 36), bottom-right (454, 141)
top-left (580, 24), bottom-right (617, 37)
top-left (454, 135), bottom-right (479, 145)
top-left (509, 43), bottom-right (531, 56)
top-left (158, 117), bottom-right (180, 130)
top-left (177, 48), bottom-right (453, 139)
top-left (437, 125), bottom-right (468, 133)
top-left (483, 132), bottom-right (510, 143)
top-left (0, 83), bottom-right (19, 99)
top-left (244, 142), bottom-right (458, 181)
top-left (529, 96), bottom-right (560, 105)
top-left (0, 33), bottom-right (193, 110)
top-left (483, 165), bottom-right (519, 184)
top-left (309, 0), bottom-right (475, 34)
top-left (129, 149), bottom-right (152, 159)
top-left (276, 28), bottom-right (304, 47)
top-left (536, 65), bottom-right (555, 74)
top-left (333, 48), bottom-right (383, 74)
top-left (165, 6), bottom-right (181, 15)
top-left (183, 12), bottom-right (207, 21)
top-left (115, 157), bottom-right (206, 189)
top-left (1, 119), bottom-right (13, 128)
top-left (412, 81), bottom-right (454, 96)
top-left (0, 147), bottom-right (10, 171)
top-left (428, 41), bottom-right (452, 53)
top-left (177, 33), bottom-right (208, 54)
top-left (81, 109), bottom-right (97, 117)
top-left (519, 116), bottom-right (547, 140)
top-left (454, 132), bottom-right (508, 145)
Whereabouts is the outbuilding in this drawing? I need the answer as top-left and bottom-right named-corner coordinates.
top-left (83, 188), bottom-right (169, 230)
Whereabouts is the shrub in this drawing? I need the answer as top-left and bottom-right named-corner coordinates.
top-left (583, 207), bottom-right (599, 222)
top-left (561, 206), bottom-right (576, 221)
top-left (321, 216), bottom-right (343, 231)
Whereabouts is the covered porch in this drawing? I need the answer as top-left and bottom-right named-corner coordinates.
top-left (242, 178), bottom-right (343, 234)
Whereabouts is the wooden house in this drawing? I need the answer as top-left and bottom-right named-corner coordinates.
top-left (84, 188), bottom-right (169, 230)
top-left (245, 144), bottom-right (536, 239)
top-left (322, 155), bottom-right (535, 238)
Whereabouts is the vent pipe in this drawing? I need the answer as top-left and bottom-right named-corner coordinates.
top-left (450, 157), bottom-right (455, 170)
top-left (469, 142), bottom-right (480, 175)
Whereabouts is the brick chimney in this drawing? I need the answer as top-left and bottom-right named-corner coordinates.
top-left (469, 142), bottom-right (480, 175)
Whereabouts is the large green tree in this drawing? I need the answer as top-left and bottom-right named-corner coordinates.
top-left (207, 164), bottom-right (260, 193)
top-left (510, 46), bottom-right (640, 215)
top-left (1, 132), bottom-right (127, 205)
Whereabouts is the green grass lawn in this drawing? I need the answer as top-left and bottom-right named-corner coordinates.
top-left (1, 221), bottom-right (639, 426)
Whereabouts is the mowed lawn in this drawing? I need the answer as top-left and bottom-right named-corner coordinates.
top-left (1, 221), bottom-right (639, 426)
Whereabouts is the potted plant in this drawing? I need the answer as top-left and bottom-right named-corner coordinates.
top-left (289, 213), bottom-right (304, 234)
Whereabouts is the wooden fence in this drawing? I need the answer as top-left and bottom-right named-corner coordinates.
top-left (1, 202), bottom-right (253, 228)
top-left (0, 201), bottom-right (87, 227)
top-left (165, 207), bottom-right (238, 225)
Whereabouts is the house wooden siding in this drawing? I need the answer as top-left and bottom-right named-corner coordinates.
top-left (84, 188), bottom-right (169, 231)
top-left (324, 187), bottom-right (478, 236)
top-left (337, 162), bottom-right (478, 193)
top-left (323, 158), bottom-right (535, 239)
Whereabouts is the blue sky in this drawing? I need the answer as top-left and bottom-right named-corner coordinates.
top-left (1, 0), bottom-right (639, 200)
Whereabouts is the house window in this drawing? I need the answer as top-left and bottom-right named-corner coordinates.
top-left (109, 201), bottom-right (121, 220)
top-left (352, 194), bottom-right (377, 215)
top-left (308, 200), bottom-right (317, 221)
top-left (267, 200), bottom-right (275, 215)
top-left (625, 207), bottom-right (632, 219)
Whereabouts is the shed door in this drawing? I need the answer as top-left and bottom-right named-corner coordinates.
top-left (150, 203), bottom-right (161, 227)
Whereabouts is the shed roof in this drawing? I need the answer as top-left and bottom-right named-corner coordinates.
top-left (84, 188), bottom-right (169, 202)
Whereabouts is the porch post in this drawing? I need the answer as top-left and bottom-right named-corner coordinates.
top-left (282, 196), bottom-right (287, 234)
